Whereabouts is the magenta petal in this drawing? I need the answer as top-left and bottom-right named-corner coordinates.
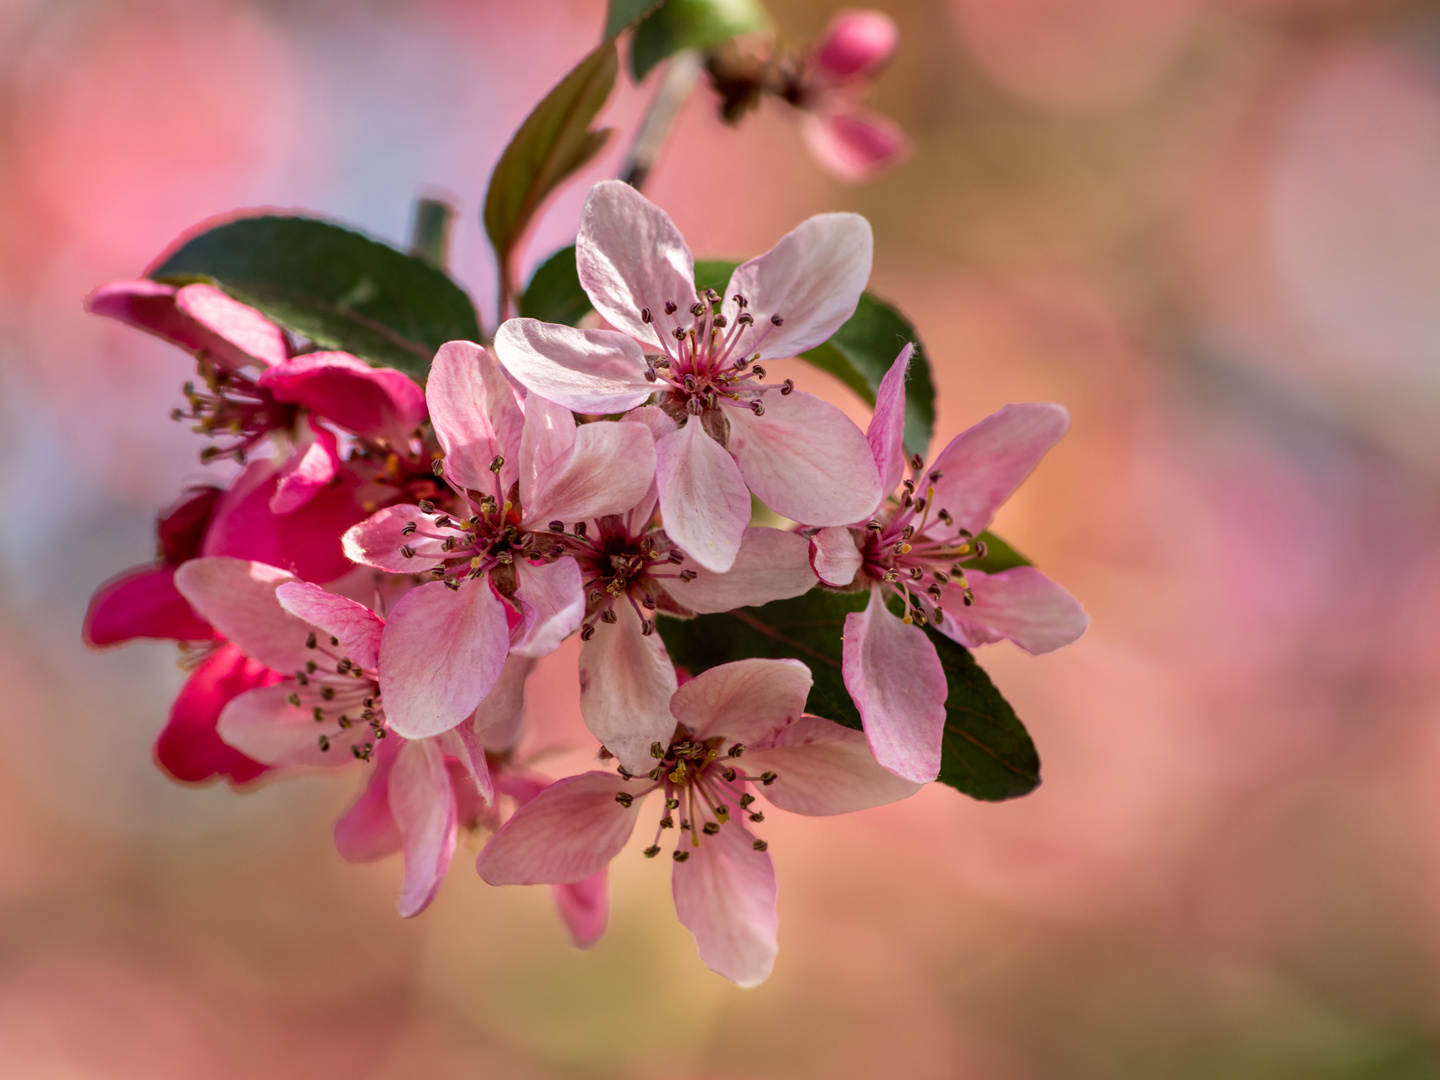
top-left (936, 566), bottom-right (1089, 655)
top-left (379, 578), bottom-right (510, 739)
top-left (173, 558), bottom-right (311, 674)
top-left (655, 421), bottom-right (750, 573)
top-left (427, 341), bottom-right (524, 496)
top-left (389, 738), bottom-right (457, 917)
top-left (726, 389), bottom-right (882, 526)
top-left (84, 564), bottom-right (214, 646)
top-left (274, 581), bottom-right (384, 670)
top-left (678, 527), bottom-right (817, 613)
top-left (342, 504), bottom-right (454, 573)
top-left (801, 108), bottom-right (910, 184)
top-left (494, 319), bottom-right (653, 414)
top-left (155, 643), bottom-right (278, 786)
top-left (927, 403), bottom-right (1070, 536)
top-left (510, 558), bottom-right (585, 659)
top-left (258, 352), bottom-right (426, 443)
top-left (809, 526), bottom-right (863, 588)
top-left (553, 872), bottom-right (609, 949)
top-left (671, 821), bottom-right (778, 988)
top-left (578, 602), bottom-right (680, 773)
top-left (670, 658), bottom-right (812, 744)
top-left (868, 344), bottom-right (912, 495)
top-left (842, 585), bottom-right (946, 783)
top-left (334, 738), bottom-right (403, 862)
top-left (742, 716), bottom-right (922, 815)
top-left (476, 771), bottom-right (642, 886)
top-left (269, 422), bottom-right (339, 515)
top-left (174, 283), bottom-right (289, 367)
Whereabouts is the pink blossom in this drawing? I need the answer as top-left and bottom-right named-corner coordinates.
top-left (493, 180), bottom-right (882, 573)
top-left (154, 642), bottom-right (279, 787)
top-left (813, 346), bottom-right (1089, 782)
top-left (477, 658), bottom-right (921, 986)
top-left (342, 341), bottom-right (657, 742)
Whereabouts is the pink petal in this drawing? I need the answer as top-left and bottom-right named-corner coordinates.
top-left (868, 344), bottom-right (912, 495)
top-left (274, 581), bottom-right (384, 670)
top-left (842, 585), bottom-right (946, 783)
top-left (576, 179), bottom-right (697, 349)
top-left (258, 351), bottom-right (426, 444)
top-left (621, 406), bottom-right (677, 532)
top-left (809, 526), bottom-right (863, 588)
top-left (742, 715), bottom-right (922, 815)
top-left (927, 403), bottom-right (1070, 536)
top-left (670, 657), bottom-right (812, 744)
top-left (935, 566), bottom-right (1089, 654)
top-left (441, 722), bottom-right (495, 807)
top-left (553, 872), bottom-right (609, 949)
top-left (379, 578), bottom-right (511, 739)
top-left (84, 564), bottom-right (215, 646)
top-left (268, 421), bottom-right (339, 515)
top-left (671, 821), bottom-right (777, 988)
top-left (577, 601), bottom-right (679, 773)
top-left (519, 400), bottom-right (657, 527)
top-left (173, 558), bottom-right (311, 674)
top-left (342, 504), bottom-right (455, 573)
top-left (472, 653), bottom-right (536, 752)
top-left (801, 108), bottom-right (911, 184)
top-left (155, 643), bottom-right (278, 786)
top-left (426, 341), bottom-right (524, 496)
top-left (509, 557), bottom-right (585, 659)
top-left (216, 682), bottom-right (364, 768)
top-left (677, 527), bottom-right (817, 613)
top-left (813, 10), bottom-right (898, 80)
top-left (720, 214), bottom-right (872, 361)
top-left (389, 738), bottom-right (457, 917)
top-left (655, 420), bottom-right (751, 573)
top-left (476, 771), bottom-right (642, 885)
top-left (175, 283), bottom-right (289, 367)
top-left (334, 738), bottom-right (402, 862)
top-left (156, 485), bottom-right (224, 564)
top-left (493, 318), bottom-right (653, 414)
top-left (725, 389), bottom-right (882, 526)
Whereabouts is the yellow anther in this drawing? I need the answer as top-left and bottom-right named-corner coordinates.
top-left (385, 452), bottom-right (400, 477)
top-left (470, 556), bottom-right (482, 570)
top-left (502, 500), bottom-right (513, 513)
top-left (902, 614), bottom-right (914, 625)
top-left (899, 544), bottom-right (912, 555)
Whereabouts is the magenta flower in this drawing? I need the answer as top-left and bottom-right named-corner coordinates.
top-left (811, 347), bottom-right (1089, 783)
top-left (476, 658), bottom-right (921, 986)
top-left (342, 340), bottom-right (656, 742)
top-left (493, 180), bottom-right (882, 573)
top-left (154, 642), bottom-right (279, 787)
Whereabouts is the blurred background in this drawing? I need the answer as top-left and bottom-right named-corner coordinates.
top-left (3, 0), bottom-right (1440, 1075)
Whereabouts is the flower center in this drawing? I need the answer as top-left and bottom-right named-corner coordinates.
top-left (286, 631), bottom-right (388, 759)
top-left (563, 516), bottom-right (697, 639)
top-left (174, 357), bottom-right (297, 464)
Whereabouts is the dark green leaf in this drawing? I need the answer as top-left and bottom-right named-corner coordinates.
top-left (483, 43), bottom-right (618, 292)
top-left (802, 293), bottom-right (935, 459)
top-left (604, 0), bottom-right (666, 39)
top-left (150, 215), bottom-right (481, 377)
top-left (692, 258), bottom-right (737, 299)
top-left (657, 587), bottom-right (1040, 801)
top-left (520, 246), bottom-right (594, 326)
top-left (630, 0), bottom-right (769, 81)
top-left (971, 531), bottom-right (1032, 575)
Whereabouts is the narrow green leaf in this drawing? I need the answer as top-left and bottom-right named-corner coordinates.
top-left (484, 43), bottom-right (619, 290)
top-left (605, 0), bottom-right (666, 39)
top-left (630, 0), bottom-right (770, 81)
top-left (150, 215), bottom-right (481, 377)
top-left (520, 246), bottom-right (594, 326)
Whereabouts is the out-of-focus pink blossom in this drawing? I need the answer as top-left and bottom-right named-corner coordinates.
top-left (799, 11), bottom-right (910, 183)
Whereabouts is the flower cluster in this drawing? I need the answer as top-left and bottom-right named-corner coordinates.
top-left (85, 181), bottom-right (1086, 985)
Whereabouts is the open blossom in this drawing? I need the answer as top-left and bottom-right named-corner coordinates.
top-left (477, 658), bottom-right (921, 986)
top-left (493, 180), bottom-right (882, 573)
top-left (342, 340), bottom-right (656, 742)
top-left (810, 346), bottom-right (1089, 783)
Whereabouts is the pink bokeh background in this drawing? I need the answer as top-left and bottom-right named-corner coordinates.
top-left (4, 0), bottom-right (1440, 1075)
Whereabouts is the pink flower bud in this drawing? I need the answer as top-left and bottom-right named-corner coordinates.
top-left (813, 10), bottom-right (898, 82)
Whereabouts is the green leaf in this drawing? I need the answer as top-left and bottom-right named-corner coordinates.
top-left (971, 531), bottom-right (1032, 575)
top-left (692, 258), bottom-right (737, 299)
top-left (520, 246), bottom-right (594, 326)
top-left (802, 293), bottom-right (935, 460)
top-left (604, 0), bottom-right (665, 39)
top-left (656, 588), bottom-right (1040, 801)
top-left (150, 214), bottom-right (482, 377)
top-left (483, 43), bottom-right (618, 294)
top-left (630, 0), bottom-right (770, 81)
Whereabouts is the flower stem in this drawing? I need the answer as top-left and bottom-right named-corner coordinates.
top-left (621, 50), bottom-right (703, 191)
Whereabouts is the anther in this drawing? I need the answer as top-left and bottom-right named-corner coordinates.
top-left (664, 300), bottom-right (677, 315)
top-left (400, 545), bottom-right (416, 559)
top-left (318, 735), bottom-right (331, 752)
top-left (902, 479), bottom-right (916, 495)
top-left (909, 566), bottom-right (924, 581)
top-left (750, 365), bottom-right (766, 380)
top-left (573, 521), bottom-right (587, 537)
top-left (600, 609), bottom-right (618, 624)
top-left (780, 379), bottom-right (794, 395)
top-left (749, 812), bottom-right (765, 823)
top-left (643, 845), bottom-right (661, 858)
top-left (418, 500), bottom-right (435, 513)
top-left (937, 509), bottom-right (953, 526)
top-left (705, 288), bottom-right (721, 303)
top-left (306, 632), bottom-right (318, 649)
top-left (287, 692), bottom-right (301, 707)
top-left (431, 458), bottom-right (445, 476)
top-left (401, 521), bottom-right (417, 536)
top-left (750, 401), bottom-right (765, 416)
top-left (650, 742), bottom-right (664, 759)
top-left (580, 624), bottom-right (595, 641)
top-left (760, 771), bottom-right (777, 785)
top-left (690, 301), bottom-right (706, 317)
top-left (641, 307), bottom-right (652, 323)
top-left (722, 767), bottom-right (736, 782)
top-left (644, 365), bottom-right (657, 382)
top-left (713, 314), bottom-right (728, 329)
top-left (678, 569), bottom-right (698, 581)
top-left (739, 793), bottom-right (756, 808)
top-left (752, 839), bottom-right (768, 852)
top-left (614, 791), bottom-right (634, 808)
top-left (733, 294), bottom-right (748, 308)
top-left (443, 578), bottom-right (460, 591)
top-left (489, 455), bottom-right (504, 473)
top-left (672, 850), bottom-right (690, 862)
top-left (728, 744), bottom-right (745, 757)
top-left (666, 798), bottom-right (680, 809)
top-left (306, 660), bottom-right (318, 674)
top-left (738, 312), bottom-right (754, 326)
top-left (701, 822), bottom-right (719, 835)
top-left (770, 313), bottom-right (784, 326)
top-left (902, 524), bottom-right (915, 540)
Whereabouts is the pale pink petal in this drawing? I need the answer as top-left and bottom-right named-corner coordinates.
top-left (427, 341), bottom-right (524, 496)
top-left (810, 526), bottom-right (863, 587)
top-left (813, 10), bottom-right (897, 80)
top-left (84, 564), bottom-right (215, 646)
top-left (342, 504), bottom-right (456, 573)
top-left (678, 527), bottom-right (817, 613)
top-left (578, 601), bottom-right (679, 773)
top-left (517, 393), bottom-right (576, 511)
top-left (801, 108), bottom-right (910, 184)
top-left (173, 557), bottom-right (309, 673)
top-left (216, 683), bottom-right (363, 768)
top-left (742, 715), bottom-right (922, 815)
top-left (175, 283), bottom-right (289, 367)
top-left (842, 584), bottom-right (946, 783)
top-left (670, 657), bottom-right (812, 744)
top-left (655, 420), bottom-right (750, 573)
top-left (257, 351), bottom-right (426, 443)
top-left (379, 578), bottom-right (510, 739)
top-left (521, 409), bottom-right (657, 528)
top-left (725, 389), bottom-right (882, 526)
top-left (476, 771), bottom-right (642, 885)
top-left (553, 873), bottom-right (609, 950)
top-left (274, 581), bottom-right (384, 670)
top-left (334, 739), bottom-right (402, 862)
top-left (269, 422), bottom-right (339, 514)
top-left (441, 723), bottom-right (495, 807)
top-left (671, 821), bottom-right (777, 988)
top-left (509, 557), bottom-right (585, 659)
top-left (471, 653), bottom-right (536, 753)
top-left (493, 318), bottom-right (653, 414)
top-left (720, 213), bottom-right (872, 360)
top-left (935, 566), bottom-right (1089, 655)
top-left (389, 738), bottom-right (457, 917)
top-left (868, 344), bottom-right (912, 494)
top-left (927, 403), bottom-right (1070, 536)
top-left (621, 406), bottom-right (677, 533)
top-left (576, 179), bottom-right (697, 348)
